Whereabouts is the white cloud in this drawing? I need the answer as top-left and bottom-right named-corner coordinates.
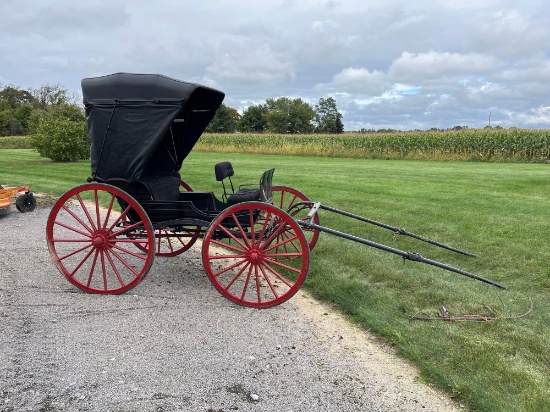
top-left (389, 51), bottom-right (499, 81)
top-left (0, 0), bottom-right (549, 130)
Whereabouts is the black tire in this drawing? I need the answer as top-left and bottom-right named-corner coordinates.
top-left (16, 193), bottom-right (36, 213)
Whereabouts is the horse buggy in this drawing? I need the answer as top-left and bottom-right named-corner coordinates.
top-left (46, 73), bottom-right (505, 308)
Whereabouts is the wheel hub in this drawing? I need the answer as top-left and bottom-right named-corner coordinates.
top-left (247, 248), bottom-right (263, 264)
top-left (92, 233), bottom-right (108, 249)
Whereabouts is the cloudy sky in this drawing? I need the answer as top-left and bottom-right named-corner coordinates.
top-left (1, 0), bottom-right (548, 130)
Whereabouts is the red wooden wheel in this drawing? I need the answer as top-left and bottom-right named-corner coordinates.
top-left (179, 180), bottom-right (193, 191)
top-left (272, 186), bottom-right (320, 251)
top-left (202, 202), bottom-right (310, 308)
top-left (46, 183), bottom-right (155, 294)
top-left (143, 226), bottom-right (201, 257)
top-left (134, 179), bottom-right (200, 257)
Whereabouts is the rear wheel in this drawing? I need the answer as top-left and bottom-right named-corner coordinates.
top-left (272, 186), bottom-right (320, 251)
top-left (202, 202), bottom-right (309, 308)
top-left (134, 179), bottom-right (200, 257)
top-left (46, 183), bottom-right (155, 294)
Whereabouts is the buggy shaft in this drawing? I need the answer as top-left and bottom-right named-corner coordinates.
top-left (299, 211), bottom-right (507, 290)
top-left (307, 203), bottom-right (478, 257)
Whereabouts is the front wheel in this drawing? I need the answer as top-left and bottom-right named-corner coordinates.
top-left (46, 183), bottom-right (155, 294)
top-left (202, 202), bottom-right (310, 308)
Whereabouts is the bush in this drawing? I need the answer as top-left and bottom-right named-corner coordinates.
top-left (30, 104), bottom-right (89, 162)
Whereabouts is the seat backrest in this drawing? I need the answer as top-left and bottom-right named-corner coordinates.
top-left (215, 161), bottom-right (235, 201)
top-left (259, 168), bottom-right (274, 203)
top-left (137, 172), bottom-right (181, 201)
top-left (215, 161), bottom-right (234, 181)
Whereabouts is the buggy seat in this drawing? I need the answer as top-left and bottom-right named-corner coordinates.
top-left (215, 161), bottom-right (266, 205)
top-left (121, 172), bottom-right (182, 202)
top-left (139, 172), bottom-right (181, 201)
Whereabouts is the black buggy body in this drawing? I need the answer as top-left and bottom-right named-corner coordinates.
top-left (48, 73), bottom-right (308, 307)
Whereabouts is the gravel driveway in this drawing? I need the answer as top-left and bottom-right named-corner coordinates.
top-left (0, 203), bottom-right (461, 411)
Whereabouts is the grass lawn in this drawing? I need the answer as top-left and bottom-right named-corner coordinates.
top-left (1, 149), bottom-right (549, 411)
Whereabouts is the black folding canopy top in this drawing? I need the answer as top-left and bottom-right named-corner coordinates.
top-left (82, 73), bottom-right (225, 182)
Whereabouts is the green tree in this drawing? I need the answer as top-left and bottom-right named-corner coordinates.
top-left (0, 85), bottom-right (37, 135)
top-left (238, 104), bottom-right (268, 132)
top-left (206, 104), bottom-right (241, 133)
top-left (264, 97), bottom-right (315, 134)
top-left (0, 85), bottom-right (35, 109)
top-left (13, 104), bottom-right (33, 134)
top-left (0, 100), bottom-right (12, 136)
top-left (30, 104), bottom-right (89, 162)
top-left (314, 97), bottom-right (344, 133)
top-left (29, 84), bottom-right (76, 109)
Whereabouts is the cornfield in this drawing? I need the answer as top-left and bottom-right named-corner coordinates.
top-left (196, 129), bottom-right (550, 163)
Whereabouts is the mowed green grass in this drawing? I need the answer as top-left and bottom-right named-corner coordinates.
top-left (1, 149), bottom-right (549, 411)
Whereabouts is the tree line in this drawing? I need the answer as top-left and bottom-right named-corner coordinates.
top-left (0, 83), bottom-right (345, 161)
top-left (206, 97), bottom-right (344, 134)
top-left (0, 84), bottom-right (81, 136)
top-left (0, 84), bottom-right (345, 137)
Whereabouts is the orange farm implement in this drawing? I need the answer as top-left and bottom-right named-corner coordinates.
top-left (0, 185), bottom-right (36, 215)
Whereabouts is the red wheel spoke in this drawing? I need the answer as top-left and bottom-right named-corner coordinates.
top-left (220, 261), bottom-right (251, 292)
top-left (230, 211), bottom-right (252, 248)
top-left (261, 260), bottom-right (295, 288)
top-left (110, 243), bottom-right (149, 260)
top-left (278, 189), bottom-right (285, 208)
top-left (258, 263), bottom-right (280, 299)
top-left (87, 250), bottom-right (100, 287)
top-left (260, 218), bottom-right (289, 250)
top-left (53, 220), bottom-right (93, 239)
top-left (211, 238), bottom-right (246, 254)
top-left (266, 251), bottom-right (304, 259)
top-left (287, 193), bottom-right (299, 208)
top-left (264, 257), bottom-right (302, 275)
top-left (101, 194), bottom-right (117, 230)
top-left (249, 208), bottom-right (256, 246)
top-left (100, 250), bottom-right (108, 290)
top-left (67, 247), bottom-right (95, 277)
top-left (104, 248), bottom-right (127, 288)
top-left (59, 205), bottom-right (95, 236)
top-left (256, 211), bottom-right (274, 247)
top-left (75, 193), bottom-right (98, 232)
top-left (238, 265), bottom-right (254, 299)
top-left (58, 243), bottom-right (93, 262)
top-left (212, 258), bottom-right (249, 278)
top-left (106, 205), bottom-right (135, 233)
top-left (254, 265), bottom-right (261, 303)
top-left (213, 223), bottom-right (249, 250)
top-left (208, 253), bottom-right (247, 260)
top-left (265, 232), bottom-right (301, 254)
top-left (94, 190), bottom-right (102, 230)
top-left (108, 247), bottom-right (142, 278)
